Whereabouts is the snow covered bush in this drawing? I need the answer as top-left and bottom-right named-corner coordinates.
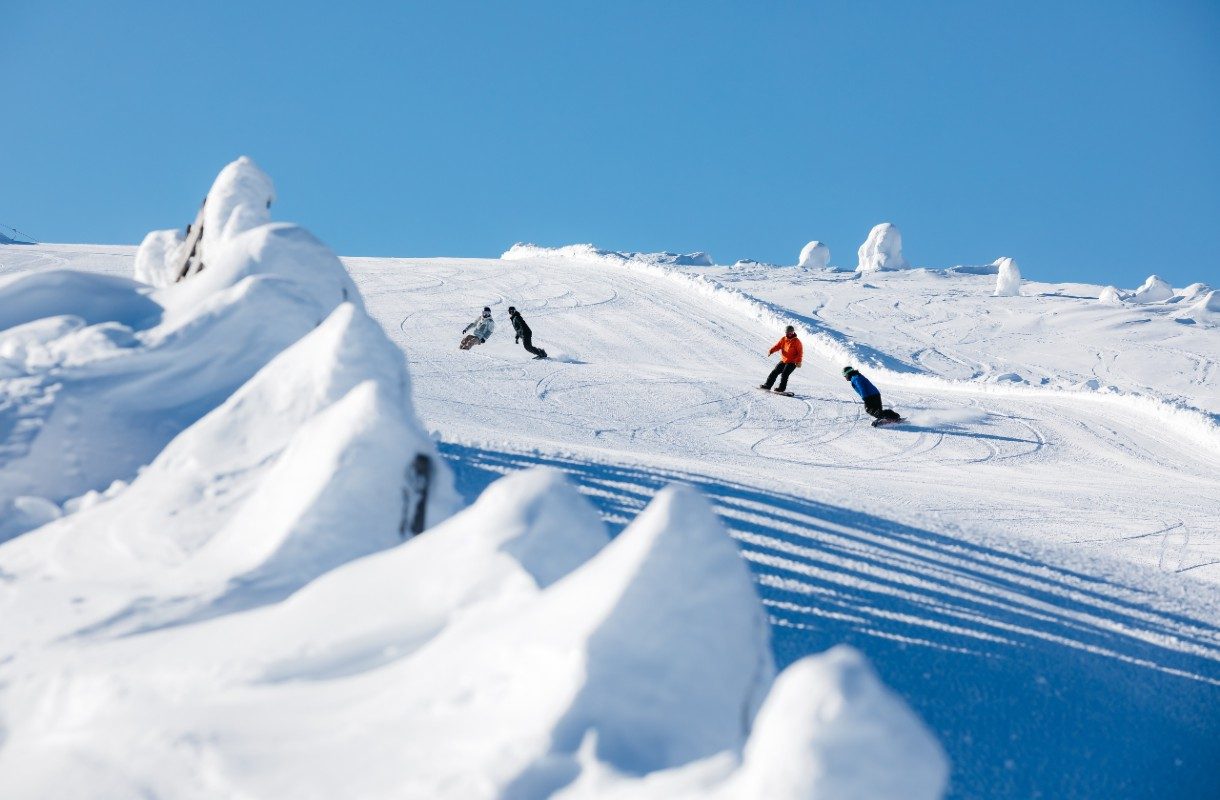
top-left (1131, 274), bottom-right (1174, 304)
top-left (798, 240), bottom-right (830, 269)
top-left (992, 257), bottom-right (1022, 296)
top-left (856, 223), bottom-right (909, 272)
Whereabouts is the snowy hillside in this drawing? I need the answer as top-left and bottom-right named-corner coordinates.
top-left (1, 162), bottom-right (1218, 799)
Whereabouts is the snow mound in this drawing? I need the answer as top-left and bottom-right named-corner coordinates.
top-left (728, 646), bottom-right (948, 800)
top-left (856, 223), bottom-right (908, 272)
top-left (1131, 274), bottom-right (1174, 304)
top-left (1180, 290), bottom-right (1220, 326)
top-left (503, 242), bottom-right (713, 267)
top-left (798, 240), bottom-right (830, 269)
top-left (732, 259), bottom-right (779, 269)
top-left (201, 155), bottom-right (276, 251)
top-left (1180, 282), bottom-right (1212, 303)
top-left (0, 270), bottom-right (160, 332)
top-left (133, 228), bottom-right (185, 287)
top-left (992, 256), bottom-right (1021, 296)
top-left (0, 470), bottom-right (943, 799)
top-left (1099, 285), bottom-right (1125, 305)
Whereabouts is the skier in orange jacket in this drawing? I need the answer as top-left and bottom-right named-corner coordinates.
top-left (760, 325), bottom-right (803, 393)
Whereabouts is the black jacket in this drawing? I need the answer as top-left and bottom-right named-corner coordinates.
top-left (509, 312), bottom-right (531, 339)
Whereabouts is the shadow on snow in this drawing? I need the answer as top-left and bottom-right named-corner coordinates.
top-left (440, 441), bottom-right (1220, 800)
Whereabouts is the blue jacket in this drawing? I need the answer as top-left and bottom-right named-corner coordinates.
top-left (850, 373), bottom-right (880, 399)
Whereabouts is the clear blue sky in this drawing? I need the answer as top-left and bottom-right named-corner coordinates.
top-left (4, 1), bottom-right (1218, 287)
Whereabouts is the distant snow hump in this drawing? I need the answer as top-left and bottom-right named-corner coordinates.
top-left (992, 257), bottom-right (1022, 296)
top-left (503, 243), bottom-right (714, 267)
top-left (798, 240), bottom-right (830, 269)
top-left (856, 223), bottom-right (909, 272)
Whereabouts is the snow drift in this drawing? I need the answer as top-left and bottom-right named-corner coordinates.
top-left (856, 223), bottom-right (908, 272)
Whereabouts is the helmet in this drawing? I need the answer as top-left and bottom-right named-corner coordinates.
top-left (842, 366), bottom-right (855, 378)
top-left (482, 306), bottom-right (491, 315)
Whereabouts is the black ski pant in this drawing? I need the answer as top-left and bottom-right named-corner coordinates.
top-left (863, 394), bottom-right (901, 421)
top-left (764, 361), bottom-right (797, 391)
top-left (519, 331), bottom-right (546, 357)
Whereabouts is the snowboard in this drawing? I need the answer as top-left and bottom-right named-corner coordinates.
top-left (871, 416), bottom-right (905, 428)
top-left (459, 335), bottom-right (482, 350)
top-left (758, 385), bottom-right (794, 397)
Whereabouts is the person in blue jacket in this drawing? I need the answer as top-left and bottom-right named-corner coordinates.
top-left (843, 366), bottom-right (902, 423)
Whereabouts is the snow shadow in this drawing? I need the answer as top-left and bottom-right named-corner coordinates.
top-left (440, 442), bottom-right (1220, 800)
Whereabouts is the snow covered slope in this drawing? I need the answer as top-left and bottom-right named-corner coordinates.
top-left (1, 211), bottom-right (1217, 796)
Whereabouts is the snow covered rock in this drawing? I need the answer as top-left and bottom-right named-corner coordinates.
top-left (133, 228), bottom-right (185, 287)
top-left (798, 240), bottom-right (831, 269)
top-left (856, 223), bottom-right (908, 272)
top-left (992, 257), bottom-right (1022, 296)
top-left (1099, 285), bottom-right (1125, 305)
top-left (1131, 274), bottom-right (1174, 304)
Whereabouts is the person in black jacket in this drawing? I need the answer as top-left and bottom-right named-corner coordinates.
top-left (508, 307), bottom-right (547, 359)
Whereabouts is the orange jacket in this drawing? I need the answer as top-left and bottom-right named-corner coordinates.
top-left (769, 335), bottom-right (803, 365)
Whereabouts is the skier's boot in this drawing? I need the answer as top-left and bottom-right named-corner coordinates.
top-left (534, 350), bottom-right (548, 359)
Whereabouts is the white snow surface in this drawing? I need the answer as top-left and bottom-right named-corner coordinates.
top-left (798, 240), bottom-right (830, 269)
top-left (856, 222), bottom-right (908, 271)
top-left (992, 256), bottom-right (1021, 296)
top-left (2, 209), bottom-right (1219, 798)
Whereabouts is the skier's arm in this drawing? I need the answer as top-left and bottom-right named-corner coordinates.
top-left (463, 321), bottom-right (473, 333)
top-left (768, 340), bottom-right (782, 355)
top-left (794, 340), bottom-right (803, 366)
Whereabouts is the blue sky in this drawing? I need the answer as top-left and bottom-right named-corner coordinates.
top-left (3, 1), bottom-right (1218, 287)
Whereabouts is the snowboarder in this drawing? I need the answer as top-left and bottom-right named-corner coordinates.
top-left (460, 307), bottom-right (496, 350)
top-left (760, 325), bottom-right (803, 395)
top-left (508, 306), bottom-right (547, 359)
top-left (842, 366), bottom-right (903, 426)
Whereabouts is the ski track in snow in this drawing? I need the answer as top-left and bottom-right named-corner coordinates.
top-left (3, 245), bottom-right (1219, 798)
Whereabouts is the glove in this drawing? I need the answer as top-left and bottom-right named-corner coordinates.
top-left (796, 363), bottom-right (802, 368)
top-left (515, 336), bottom-right (520, 344)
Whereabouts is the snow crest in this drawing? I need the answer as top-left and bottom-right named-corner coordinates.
top-left (504, 242), bottom-right (713, 267)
